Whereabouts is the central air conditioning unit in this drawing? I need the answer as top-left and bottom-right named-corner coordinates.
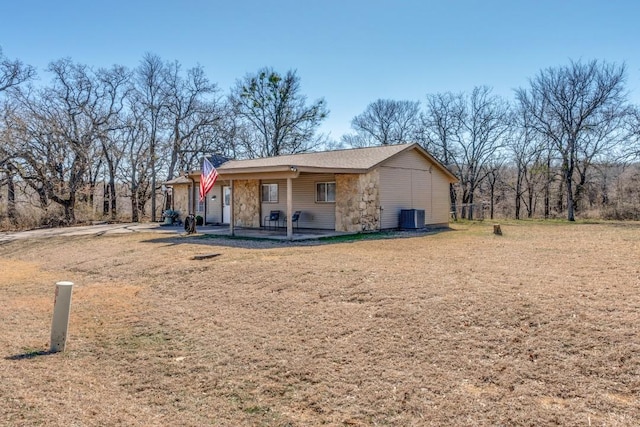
top-left (399, 209), bottom-right (425, 229)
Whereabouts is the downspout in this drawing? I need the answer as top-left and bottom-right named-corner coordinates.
top-left (286, 176), bottom-right (293, 240)
top-left (229, 179), bottom-right (234, 236)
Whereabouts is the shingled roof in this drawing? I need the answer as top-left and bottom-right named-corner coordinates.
top-left (217, 143), bottom-right (455, 180)
top-left (165, 143), bottom-right (456, 183)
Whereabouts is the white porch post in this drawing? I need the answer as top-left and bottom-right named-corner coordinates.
top-left (229, 179), bottom-right (234, 236)
top-left (286, 177), bottom-right (293, 239)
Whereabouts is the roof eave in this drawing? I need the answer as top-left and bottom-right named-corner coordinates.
top-left (215, 165), bottom-right (368, 176)
top-left (217, 165), bottom-right (295, 175)
top-left (298, 166), bottom-right (367, 174)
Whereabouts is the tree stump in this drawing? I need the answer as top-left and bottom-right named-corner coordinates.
top-left (493, 224), bottom-right (502, 235)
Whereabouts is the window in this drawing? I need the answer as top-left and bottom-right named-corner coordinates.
top-left (223, 186), bottom-right (231, 206)
top-left (316, 182), bottom-right (336, 203)
top-left (262, 183), bottom-right (278, 203)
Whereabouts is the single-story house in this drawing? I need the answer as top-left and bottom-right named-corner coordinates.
top-left (164, 143), bottom-right (457, 238)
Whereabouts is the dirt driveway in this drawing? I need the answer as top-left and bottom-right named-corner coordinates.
top-left (0, 222), bottom-right (176, 242)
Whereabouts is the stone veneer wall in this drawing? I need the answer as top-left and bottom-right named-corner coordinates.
top-left (335, 170), bottom-right (380, 232)
top-left (233, 179), bottom-right (260, 227)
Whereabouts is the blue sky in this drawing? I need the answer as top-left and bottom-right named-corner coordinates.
top-left (2, 0), bottom-right (639, 140)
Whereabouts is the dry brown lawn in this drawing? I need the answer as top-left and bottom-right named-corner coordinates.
top-left (1, 221), bottom-right (639, 426)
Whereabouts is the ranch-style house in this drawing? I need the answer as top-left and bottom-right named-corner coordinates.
top-left (164, 143), bottom-right (457, 238)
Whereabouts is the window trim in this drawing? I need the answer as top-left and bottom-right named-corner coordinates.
top-left (315, 181), bottom-right (336, 203)
top-left (261, 183), bottom-right (279, 203)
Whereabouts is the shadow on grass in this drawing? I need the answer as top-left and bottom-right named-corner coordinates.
top-left (6, 349), bottom-right (57, 360)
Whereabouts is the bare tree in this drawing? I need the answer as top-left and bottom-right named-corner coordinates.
top-left (134, 53), bottom-right (167, 221)
top-left (118, 103), bottom-right (152, 223)
top-left (0, 48), bottom-right (35, 224)
top-left (422, 87), bottom-right (511, 219)
top-left (516, 60), bottom-right (628, 221)
top-left (0, 47), bottom-right (35, 93)
top-left (421, 92), bottom-right (465, 218)
top-left (163, 61), bottom-right (220, 181)
top-left (343, 99), bottom-right (420, 147)
top-left (194, 102), bottom-right (245, 161)
top-left (94, 65), bottom-right (132, 220)
top-left (0, 103), bottom-right (21, 223)
top-left (629, 106), bottom-right (640, 159)
top-left (7, 59), bottom-right (128, 224)
top-left (509, 107), bottom-right (551, 219)
top-left (230, 67), bottom-right (328, 158)
top-left (484, 153), bottom-right (508, 220)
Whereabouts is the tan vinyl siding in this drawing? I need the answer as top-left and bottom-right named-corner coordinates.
top-left (260, 174), bottom-right (336, 229)
top-left (260, 179), bottom-right (287, 226)
top-left (412, 169), bottom-right (430, 219)
top-left (379, 167), bottom-right (412, 229)
top-left (292, 173), bottom-right (336, 229)
top-left (382, 148), bottom-right (432, 170)
top-left (379, 148), bottom-right (449, 228)
top-left (430, 168), bottom-right (452, 224)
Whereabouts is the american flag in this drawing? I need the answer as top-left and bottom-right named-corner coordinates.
top-left (199, 157), bottom-right (219, 201)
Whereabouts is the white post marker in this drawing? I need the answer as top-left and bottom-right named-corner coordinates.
top-left (50, 281), bottom-right (74, 353)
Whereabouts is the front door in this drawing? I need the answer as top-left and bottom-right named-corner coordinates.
top-left (222, 186), bottom-right (231, 224)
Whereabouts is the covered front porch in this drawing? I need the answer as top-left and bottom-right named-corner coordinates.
top-left (225, 170), bottom-right (308, 240)
top-left (163, 223), bottom-right (352, 241)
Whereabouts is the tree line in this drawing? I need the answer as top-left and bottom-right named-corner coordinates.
top-left (0, 51), bottom-right (328, 225)
top-left (345, 61), bottom-right (639, 222)
top-left (1, 48), bottom-right (639, 228)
